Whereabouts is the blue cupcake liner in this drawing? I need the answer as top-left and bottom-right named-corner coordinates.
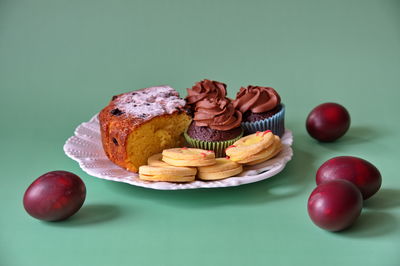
top-left (241, 104), bottom-right (285, 137)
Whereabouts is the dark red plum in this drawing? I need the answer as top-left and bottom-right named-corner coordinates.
top-left (306, 103), bottom-right (350, 142)
top-left (23, 171), bottom-right (86, 221)
top-left (316, 156), bottom-right (381, 200)
top-left (308, 179), bottom-right (362, 231)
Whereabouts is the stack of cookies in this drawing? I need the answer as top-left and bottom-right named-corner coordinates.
top-left (139, 147), bottom-right (242, 182)
top-left (197, 158), bottom-right (242, 181)
top-left (162, 148), bottom-right (216, 167)
top-left (138, 130), bottom-right (282, 183)
top-left (138, 165), bottom-right (197, 182)
top-left (226, 130), bottom-right (282, 165)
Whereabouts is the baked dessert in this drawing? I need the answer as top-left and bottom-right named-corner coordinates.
top-left (184, 96), bottom-right (243, 157)
top-left (226, 131), bottom-right (282, 165)
top-left (138, 165), bottom-right (197, 182)
top-left (99, 86), bottom-right (191, 173)
top-left (184, 80), bottom-right (244, 157)
top-left (197, 158), bottom-right (242, 180)
top-left (185, 79), bottom-right (227, 112)
top-left (233, 86), bottom-right (285, 136)
top-left (162, 147), bottom-right (216, 167)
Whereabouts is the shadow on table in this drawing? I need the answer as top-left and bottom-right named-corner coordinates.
top-left (338, 126), bottom-right (379, 144)
top-left (333, 188), bottom-right (400, 238)
top-left (108, 136), bottom-right (318, 209)
top-left (312, 125), bottom-right (379, 147)
top-left (338, 211), bottom-right (398, 238)
top-left (364, 188), bottom-right (400, 210)
top-left (46, 204), bottom-right (121, 227)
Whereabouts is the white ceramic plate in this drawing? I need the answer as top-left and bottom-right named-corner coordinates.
top-left (64, 114), bottom-right (293, 190)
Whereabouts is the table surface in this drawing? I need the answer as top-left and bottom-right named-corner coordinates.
top-left (1, 0), bottom-right (399, 266)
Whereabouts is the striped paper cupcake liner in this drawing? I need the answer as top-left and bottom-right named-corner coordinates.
top-left (241, 104), bottom-right (285, 137)
top-left (184, 130), bottom-right (244, 158)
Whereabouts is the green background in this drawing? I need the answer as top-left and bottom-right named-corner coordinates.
top-left (1, 0), bottom-right (399, 265)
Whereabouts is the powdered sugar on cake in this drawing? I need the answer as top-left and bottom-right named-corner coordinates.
top-left (115, 86), bottom-right (186, 119)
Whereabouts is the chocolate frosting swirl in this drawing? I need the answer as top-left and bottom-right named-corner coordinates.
top-left (186, 79), bottom-right (227, 107)
top-left (233, 86), bottom-right (281, 113)
top-left (193, 97), bottom-right (242, 131)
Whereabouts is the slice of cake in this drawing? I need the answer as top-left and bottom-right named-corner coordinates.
top-left (99, 86), bottom-right (191, 173)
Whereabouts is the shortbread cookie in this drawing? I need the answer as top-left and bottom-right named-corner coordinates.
top-left (147, 153), bottom-right (170, 167)
top-left (162, 147), bottom-right (216, 167)
top-left (139, 174), bottom-right (195, 182)
top-left (138, 164), bottom-right (197, 182)
top-left (226, 130), bottom-right (274, 161)
top-left (162, 148), bottom-right (215, 160)
top-left (245, 141), bottom-right (283, 166)
top-left (197, 158), bottom-right (241, 173)
top-left (139, 165), bottom-right (197, 176)
top-left (162, 156), bottom-right (216, 167)
top-left (237, 136), bottom-right (281, 164)
top-left (197, 166), bottom-right (243, 180)
top-left (197, 158), bottom-right (243, 180)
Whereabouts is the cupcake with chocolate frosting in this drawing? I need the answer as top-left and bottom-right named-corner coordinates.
top-left (185, 79), bottom-right (227, 113)
top-left (233, 86), bottom-right (285, 136)
top-left (184, 96), bottom-right (243, 157)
